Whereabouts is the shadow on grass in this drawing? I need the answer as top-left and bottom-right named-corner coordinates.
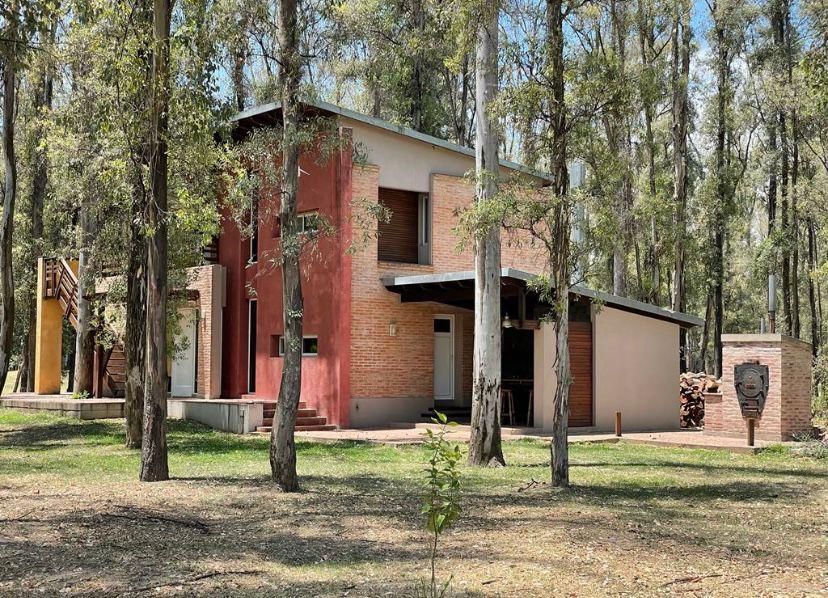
top-left (0, 419), bottom-right (122, 449)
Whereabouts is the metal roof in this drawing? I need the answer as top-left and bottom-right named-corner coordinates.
top-left (380, 268), bottom-right (704, 328)
top-left (231, 99), bottom-right (553, 183)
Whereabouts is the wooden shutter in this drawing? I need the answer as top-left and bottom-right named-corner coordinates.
top-left (568, 321), bottom-right (593, 427)
top-left (378, 188), bottom-right (419, 263)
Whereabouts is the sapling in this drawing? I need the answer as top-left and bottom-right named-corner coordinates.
top-left (419, 411), bottom-right (462, 598)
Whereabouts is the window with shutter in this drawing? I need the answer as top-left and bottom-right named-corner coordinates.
top-left (377, 188), bottom-right (420, 263)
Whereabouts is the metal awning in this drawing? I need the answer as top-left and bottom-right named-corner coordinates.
top-left (380, 268), bottom-right (704, 328)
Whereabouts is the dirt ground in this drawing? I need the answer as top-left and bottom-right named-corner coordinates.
top-left (0, 413), bottom-right (826, 597)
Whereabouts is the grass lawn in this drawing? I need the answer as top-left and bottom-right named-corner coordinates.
top-left (0, 410), bottom-right (826, 596)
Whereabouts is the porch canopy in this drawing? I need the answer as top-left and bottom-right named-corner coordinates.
top-left (381, 268), bottom-right (704, 329)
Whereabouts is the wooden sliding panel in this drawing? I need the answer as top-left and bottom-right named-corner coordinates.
top-left (377, 188), bottom-right (419, 263)
top-left (568, 321), bottom-right (593, 427)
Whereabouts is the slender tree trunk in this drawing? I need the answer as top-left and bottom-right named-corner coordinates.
top-left (468, 0), bottom-right (504, 468)
top-left (16, 346), bottom-right (27, 392)
top-left (73, 202), bottom-right (95, 394)
top-left (0, 17), bottom-right (18, 395)
top-left (140, 0), bottom-right (172, 482)
top-left (608, 0), bottom-right (631, 298)
top-left (712, 0), bottom-right (730, 379)
top-left (807, 217), bottom-right (820, 356)
top-left (231, 11), bottom-right (248, 112)
top-left (410, 0), bottom-right (426, 132)
top-left (547, 0), bottom-right (570, 487)
top-left (25, 31), bottom-right (53, 392)
top-left (785, 0), bottom-right (800, 338)
top-left (637, 0), bottom-right (659, 304)
top-left (671, 1), bottom-right (691, 364)
top-left (270, 0), bottom-right (304, 491)
top-left (125, 174), bottom-right (147, 449)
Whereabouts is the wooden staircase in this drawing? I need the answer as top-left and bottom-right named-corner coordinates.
top-left (43, 258), bottom-right (126, 398)
top-left (254, 401), bottom-right (336, 433)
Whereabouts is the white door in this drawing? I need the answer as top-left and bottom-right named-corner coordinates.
top-left (433, 315), bottom-right (454, 400)
top-left (171, 311), bottom-right (197, 397)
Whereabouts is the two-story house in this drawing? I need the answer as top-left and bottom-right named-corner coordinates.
top-left (216, 100), bottom-right (702, 433)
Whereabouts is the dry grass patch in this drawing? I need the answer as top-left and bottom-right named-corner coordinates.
top-left (0, 410), bottom-right (826, 596)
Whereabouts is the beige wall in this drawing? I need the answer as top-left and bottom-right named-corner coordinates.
top-left (533, 323), bottom-right (558, 430)
top-left (593, 306), bottom-right (680, 431)
top-left (347, 119), bottom-right (473, 193)
top-left (346, 118), bottom-right (546, 194)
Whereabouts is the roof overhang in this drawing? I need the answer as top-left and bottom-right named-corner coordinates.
top-left (381, 268), bottom-right (704, 329)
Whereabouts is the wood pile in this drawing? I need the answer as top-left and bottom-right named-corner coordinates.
top-left (679, 373), bottom-right (720, 428)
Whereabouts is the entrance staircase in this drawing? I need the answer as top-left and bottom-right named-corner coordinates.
top-left (43, 258), bottom-right (126, 398)
top-left (254, 400), bottom-right (335, 433)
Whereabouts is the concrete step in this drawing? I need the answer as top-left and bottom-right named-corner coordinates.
top-left (255, 424), bottom-right (337, 433)
top-left (261, 415), bottom-right (327, 427)
top-left (263, 408), bottom-right (316, 418)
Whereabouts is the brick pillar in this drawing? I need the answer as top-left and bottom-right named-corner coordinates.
top-left (707, 334), bottom-right (812, 441)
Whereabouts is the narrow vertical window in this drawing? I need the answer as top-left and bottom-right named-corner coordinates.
top-left (250, 197), bottom-right (259, 263)
top-left (247, 300), bottom-right (257, 393)
top-left (418, 193), bottom-right (431, 265)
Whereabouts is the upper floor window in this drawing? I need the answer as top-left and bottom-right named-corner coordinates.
top-left (272, 211), bottom-right (319, 238)
top-left (249, 197), bottom-right (259, 263)
top-left (377, 187), bottom-right (430, 264)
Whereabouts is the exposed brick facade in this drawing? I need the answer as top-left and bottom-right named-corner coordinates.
top-left (704, 334), bottom-right (813, 441)
top-left (348, 166), bottom-right (547, 407)
top-left (187, 265), bottom-right (225, 400)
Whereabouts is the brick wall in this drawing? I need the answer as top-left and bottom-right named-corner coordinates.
top-left (187, 264), bottom-right (225, 400)
top-left (706, 334), bottom-right (813, 441)
top-left (349, 166), bottom-right (546, 404)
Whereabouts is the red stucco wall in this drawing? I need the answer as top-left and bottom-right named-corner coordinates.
top-left (217, 132), bottom-right (353, 426)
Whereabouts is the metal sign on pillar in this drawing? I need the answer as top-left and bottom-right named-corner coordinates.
top-left (734, 362), bottom-right (769, 419)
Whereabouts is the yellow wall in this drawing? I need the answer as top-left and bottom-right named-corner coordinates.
top-left (33, 259), bottom-right (63, 394)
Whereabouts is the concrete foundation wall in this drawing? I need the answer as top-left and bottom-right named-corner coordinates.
top-left (349, 396), bottom-right (434, 428)
top-left (168, 399), bottom-right (263, 434)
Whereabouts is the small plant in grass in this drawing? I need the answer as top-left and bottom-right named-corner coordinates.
top-left (418, 411), bottom-right (462, 598)
top-left (71, 391), bottom-right (91, 400)
top-left (790, 430), bottom-right (828, 459)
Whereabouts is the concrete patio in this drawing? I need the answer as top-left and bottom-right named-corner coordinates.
top-left (291, 423), bottom-right (785, 453)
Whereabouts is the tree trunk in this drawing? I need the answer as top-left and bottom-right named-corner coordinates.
top-left (73, 202), bottom-right (95, 394)
top-left (140, 0), bottom-right (172, 482)
top-left (0, 20), bottom-right (18, 395)
top-left (468, 0), bottom-right (504, 468)
top-left (807, 217), bottom-right (820, 356)
top-left (125, 175), bottom-right (147, 449)
top-left (25, 30), bottom-right (53, 393)
top-left (270, 0), bottom-right (304, 491)
top-left (785, 1), bottom-right (800, 338)
top-left (671, 2), bottom-right (691, 365)
top-left (547, 0), bottom-right (570, 487)
top-left (637, 0), bottom-right (658, 304)
top-left (712, 0), bottom-right (729, 379)
top-left (410, 0), bottom-right (426, 132)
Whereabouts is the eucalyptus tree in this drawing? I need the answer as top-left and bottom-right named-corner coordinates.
top-left (269, 0), bottom-right (305, 492)
top-left (0, 1), bottom-right (54, 394)
top-left (468, 0), bottom-right (505, 468)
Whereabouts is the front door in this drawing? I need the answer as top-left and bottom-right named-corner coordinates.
top-left (171, 310), bottom-right (197, 397)
top-left (433, 315), bottom-right (454, 400)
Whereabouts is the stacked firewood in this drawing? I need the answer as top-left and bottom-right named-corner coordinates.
top-left (679, 373), bottom-right (720, 428)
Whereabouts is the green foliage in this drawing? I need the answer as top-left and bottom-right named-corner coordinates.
top-left (419, 410), bottom-right (462, 598)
